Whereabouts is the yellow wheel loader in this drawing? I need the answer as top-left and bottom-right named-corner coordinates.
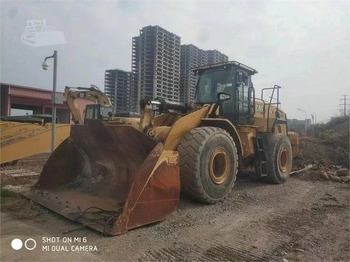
top-left (0, 86), bottom-right (137, 165)
top-left (64, 85), bottom-right (114, 124)
top-left (23, 61), bottom-right (299, 235)
top-left (65, 85), bottom-right (140, 127)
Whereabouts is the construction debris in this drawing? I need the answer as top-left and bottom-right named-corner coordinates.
top-left (290, 164), bottom-right (314, 175)
top-left (292, 116), bottom-right (349, 183)
top-left (1, 169), bottom-right (39, 178)
top-left (0, 169), bottom-right (39, 186)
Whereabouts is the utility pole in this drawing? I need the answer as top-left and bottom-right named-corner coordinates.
top-left (340, 95), bottom-right (350, 116)
top-left (298, 108), bottom-right (308, 133)
top-left (42, 50), bottom-right (58, 153)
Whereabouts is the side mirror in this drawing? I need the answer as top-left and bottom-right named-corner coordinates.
top-left (209, 92), bottom-right (231, 118)
top-left (217, 92), bottom-right (231, 101)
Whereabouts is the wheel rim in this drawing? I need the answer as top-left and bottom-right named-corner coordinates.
top-left (209, 147), bottom-right (230, 184)
top-left (278, 147), bottom-right (289, 173)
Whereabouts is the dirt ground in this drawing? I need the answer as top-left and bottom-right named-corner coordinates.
top-left (1, 117), bottom-right (349, 261)
top-left (1, 160), bottom-right (349, 261)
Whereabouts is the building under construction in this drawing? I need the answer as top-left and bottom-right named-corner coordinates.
top-left (132, 25), bottom-right (181, 109)
top-left (105, 26), bottom-right (229, 111)
top-left (180, 44), bottom-right (208, 104)
top-left (207, 49), bottom-right (229, 64)
top-left (104, 69), bottom-right (137, 112)
top-left (180, 45), bottom-right (228, 104)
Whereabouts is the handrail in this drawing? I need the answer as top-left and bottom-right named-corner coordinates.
top-left (262, 85), bottom-right (281, 132)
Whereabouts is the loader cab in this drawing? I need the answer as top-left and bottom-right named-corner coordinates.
top-left (84, 104), bottom-right (114, 124)
top-left (194, 61), bottom-right (257, 125)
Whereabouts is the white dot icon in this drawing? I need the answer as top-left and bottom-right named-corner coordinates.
top-left (11, 238), bottom-right (23, 250)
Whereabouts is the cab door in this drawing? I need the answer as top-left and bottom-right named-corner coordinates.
top-left (233, 70), bottom-right (254, 125)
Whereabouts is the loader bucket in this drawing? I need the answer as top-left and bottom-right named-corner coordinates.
top-left (22, 120), bottom-right (180, 235)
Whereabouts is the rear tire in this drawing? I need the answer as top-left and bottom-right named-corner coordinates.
top-left (266, 134), bottom-right (293, 184)
top-left (178, 127), bottom-right (238, 204)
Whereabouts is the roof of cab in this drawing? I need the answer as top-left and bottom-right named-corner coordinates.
top-left (193, 61), bottom-right (258, 74)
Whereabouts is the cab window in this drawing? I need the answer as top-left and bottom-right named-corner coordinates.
top-left (195, 68), bottom-right (233, 103)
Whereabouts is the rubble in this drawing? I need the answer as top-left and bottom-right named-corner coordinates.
top-left (292, 116), bottom-right (349, 183)
top-left (294, 165), bottom-right (350, 183)
top-left (320, 171), bottom-right (329, 180)
top-left (340, 176), bottom-right (350, 183)
top-left (336, 169), bottom-right (350, 177)
top-left (328, 174), bottom-right (341, 183)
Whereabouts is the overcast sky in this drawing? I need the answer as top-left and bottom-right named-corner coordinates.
top-left (1, 0), bottom-right (349, 121)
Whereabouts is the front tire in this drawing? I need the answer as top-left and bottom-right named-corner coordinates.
top-left (266, 134), bottom-right (293, 184)
top-left (178, 127), bottom-right (238, 204)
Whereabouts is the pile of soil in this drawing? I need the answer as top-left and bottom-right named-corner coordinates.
top-left (292, 116), bottom-right (349, 183)
top-left (293, 116), bottom-right (349, 169)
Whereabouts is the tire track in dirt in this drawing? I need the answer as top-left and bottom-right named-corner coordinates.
top-left (137, 244), bottom-right (268, 261)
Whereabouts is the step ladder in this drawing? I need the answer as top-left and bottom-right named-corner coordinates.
top-left (255, 137), bottom-right (268, 177)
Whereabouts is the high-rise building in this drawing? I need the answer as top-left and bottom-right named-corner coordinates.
top-left (132, 25), bottom-right (181, 110)
top-left (180, 46), bottom-right (229, 104)
top-left (104, 69), bottom-right (137, 112)
top-left (207, 50), bottom-right (229, 64)
top-left (180, 44), bottom-right (208, 104)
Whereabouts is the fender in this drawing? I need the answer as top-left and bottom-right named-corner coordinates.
top-left (200, 118), bottom-right (243, 157)
top-left (164, 106), bottom-right (210, 150)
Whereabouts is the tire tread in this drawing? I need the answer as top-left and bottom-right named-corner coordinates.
top-left (178, 127), bottom-right (238, 204)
